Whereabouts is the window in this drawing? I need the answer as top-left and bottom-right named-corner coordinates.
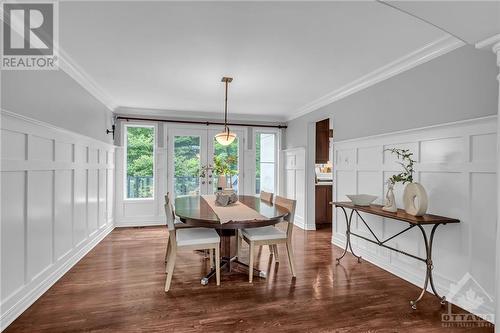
top-left (125, 125), bottom-right (155, 199)
top-left (255, 132), bottom-right (276, 194)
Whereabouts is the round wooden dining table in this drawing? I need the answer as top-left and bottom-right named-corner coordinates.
top-left (174, 195), bottom-right (289, 284)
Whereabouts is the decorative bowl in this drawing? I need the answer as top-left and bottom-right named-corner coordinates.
top-left (346, 194), bottom-right (377, 206)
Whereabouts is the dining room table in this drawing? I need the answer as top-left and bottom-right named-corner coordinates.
top-left (174, 194), bottom-right (289, 284)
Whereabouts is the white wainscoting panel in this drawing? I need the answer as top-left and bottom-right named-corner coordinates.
top-left (283, 148), bottom-right (308, 229)
top-left (0, 110), bottom-right (115, 331)
top-left (332, 116), bottom-right (497, 319)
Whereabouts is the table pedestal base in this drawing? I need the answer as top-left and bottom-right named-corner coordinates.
top-left (200, 229), bottom-right (267, 284)
top-left (201, 256), bottom-right (267, 285)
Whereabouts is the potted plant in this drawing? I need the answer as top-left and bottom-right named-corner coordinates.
top-left (385, 148), bottom-right (428, 216)
top-left (213, 155), bottom-right (238, 191)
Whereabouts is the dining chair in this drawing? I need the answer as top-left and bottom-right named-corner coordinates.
top-left (260, 191), bottom-right (273, 203)
top-left (259, 191), bottom-right (275, 256)
top-left (164, 195), bottom-right (221, 292)
top-left (164, 194), bottom-right (200, 264)
top-left (239, 195), bottom-right (297, 282)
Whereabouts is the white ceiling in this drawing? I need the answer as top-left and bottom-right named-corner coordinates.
top-left (56, 1), bottom-right (498, 121)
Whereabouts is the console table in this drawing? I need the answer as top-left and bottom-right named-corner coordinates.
top-left (333, 202), bottom-right (460, 310)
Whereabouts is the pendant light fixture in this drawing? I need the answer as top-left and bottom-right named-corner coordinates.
top-left (215, 77), bottom-right (237, 146)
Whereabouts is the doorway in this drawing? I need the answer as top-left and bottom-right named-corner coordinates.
top-left (167, 126), bottom-right (245, 198)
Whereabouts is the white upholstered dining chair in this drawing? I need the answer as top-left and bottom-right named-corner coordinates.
top-left (239, 195), bottom-right (297, 282)
top-left (164, 195), bottom-right (221, 292)
top-left (164, 194), bottom-right (199, 263)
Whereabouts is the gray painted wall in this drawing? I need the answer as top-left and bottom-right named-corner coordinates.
top-left (285, 45), bottom-right (498, 148)
top-left (2, 70), bottom-right (114, 144)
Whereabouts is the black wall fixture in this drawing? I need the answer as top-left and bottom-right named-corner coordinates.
top-left (106, 124), bottom-right (115, 139)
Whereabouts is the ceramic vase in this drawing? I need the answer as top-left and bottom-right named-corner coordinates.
top-left (217, 175), bottom-right (227, 191)
top-left (403, 182), bottom-right (428, 216)
top-left (382, 182), bottom-right (397, 212)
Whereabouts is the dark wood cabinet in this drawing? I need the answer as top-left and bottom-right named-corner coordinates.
top-left (315, 118), bottom-right (330, 164)
top-left (315, 185), bottom-right (332, 225)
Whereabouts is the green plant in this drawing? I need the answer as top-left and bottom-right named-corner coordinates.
top-left (212, 155), bottom-right (238, 176)
top-left (386, 148), bottom-right (416, 185)
top-left (199, 155), bottom-right (238, 178)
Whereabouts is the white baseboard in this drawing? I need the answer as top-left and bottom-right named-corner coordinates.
top-left (115, 219), bottom-right (164, 228)
top-left (1, 224), bottom-right (115, 331)
top-left (294, 216), bottom-right (315, 231)
top-left (331, 234), bottom-right (495, 323)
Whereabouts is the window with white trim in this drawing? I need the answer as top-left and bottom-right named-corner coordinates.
top-left (125, 125), bottom-right (155, 199)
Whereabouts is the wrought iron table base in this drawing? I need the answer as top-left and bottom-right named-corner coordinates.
top-left (336, 206), bottom-right (447, 310)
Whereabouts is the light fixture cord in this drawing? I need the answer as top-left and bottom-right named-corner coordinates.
top-left (224, 79), bottom-right (229, 128)
top-left (224, 79), bottom-right (230, 139)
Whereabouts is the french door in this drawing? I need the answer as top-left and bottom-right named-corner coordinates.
top-left (167, 127), bottom-right (244, 198)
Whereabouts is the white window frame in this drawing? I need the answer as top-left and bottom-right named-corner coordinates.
top-left (254, 128), bottom-right (280, 196)
top-left (123, 123), bottom-right (157, 201)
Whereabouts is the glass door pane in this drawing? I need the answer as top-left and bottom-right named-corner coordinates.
top-left (255, 133), bottom-right (276, 194)
top-left (209, 129), bottom-right (243, 194)
top-left (173, 135), bottom-right (202, 197)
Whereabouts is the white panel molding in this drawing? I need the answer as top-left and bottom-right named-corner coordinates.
top-left (287, 35), bottom-right (465, 121)
top-left (332, 116), bottom-right (497, 321)
top-left (283, 147), bottom-right (310, 230)
top-left (1, 110), bottom-right (116, 331)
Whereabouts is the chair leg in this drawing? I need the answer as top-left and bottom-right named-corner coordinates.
top-left (236, 231), bottom-right (241, 259)
top-left (209, 249), bottom-right (214, 269)
top-left (273, 245), bottom-right (279, 262)
top-left (164, 234), bottom-right (170, 263)
top-left (215, 245), bottom-right (220, 286)
top-left (249, 242), bottom-right (255, 283)
top-left (165, 246), bottom-right (177, 292)
top-left (286, 240), bottom-right (296, 277)
top-left (165, 241), bottom-right (171, 272)
top-left (268, 245), bottom-right (274, 256)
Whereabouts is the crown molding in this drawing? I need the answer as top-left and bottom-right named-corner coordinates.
top-left (286, 35), bottom-right (465, 122)
top-left (475, 33), bottom-right (500, 51)
top-left (58, 49), bottom-right (118, 111)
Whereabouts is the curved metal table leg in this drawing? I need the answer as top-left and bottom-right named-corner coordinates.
top-left (409, 224), bottom-right (446, 309)
top-left (336, 208), bottom-right (362, 263)
top-left (428, 224), bottom-right (447, 305)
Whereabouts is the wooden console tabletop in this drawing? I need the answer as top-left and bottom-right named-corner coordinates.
top-left (333, 202), bottom-right (460, 225)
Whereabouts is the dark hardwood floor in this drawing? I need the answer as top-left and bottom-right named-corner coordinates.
top-left (6, 226), bottom-right (493, 333)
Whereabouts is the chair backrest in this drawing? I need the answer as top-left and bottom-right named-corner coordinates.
top-left (260, 191), bottom-right (274, 203)
top-left (164, 193), bottom-right (176, 232)
top-left (274, 195), bottom-right (296, 238)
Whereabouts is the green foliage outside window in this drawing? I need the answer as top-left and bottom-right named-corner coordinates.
top-left (126, 126), bottom-right (154, 198)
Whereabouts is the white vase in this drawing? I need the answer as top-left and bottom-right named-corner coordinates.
top-left (382, 182), bottom-right (397, 212)
top-left (403, 182), bottom-right (428, 216)
top-left (217, 175), bottom-right (227, 190)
